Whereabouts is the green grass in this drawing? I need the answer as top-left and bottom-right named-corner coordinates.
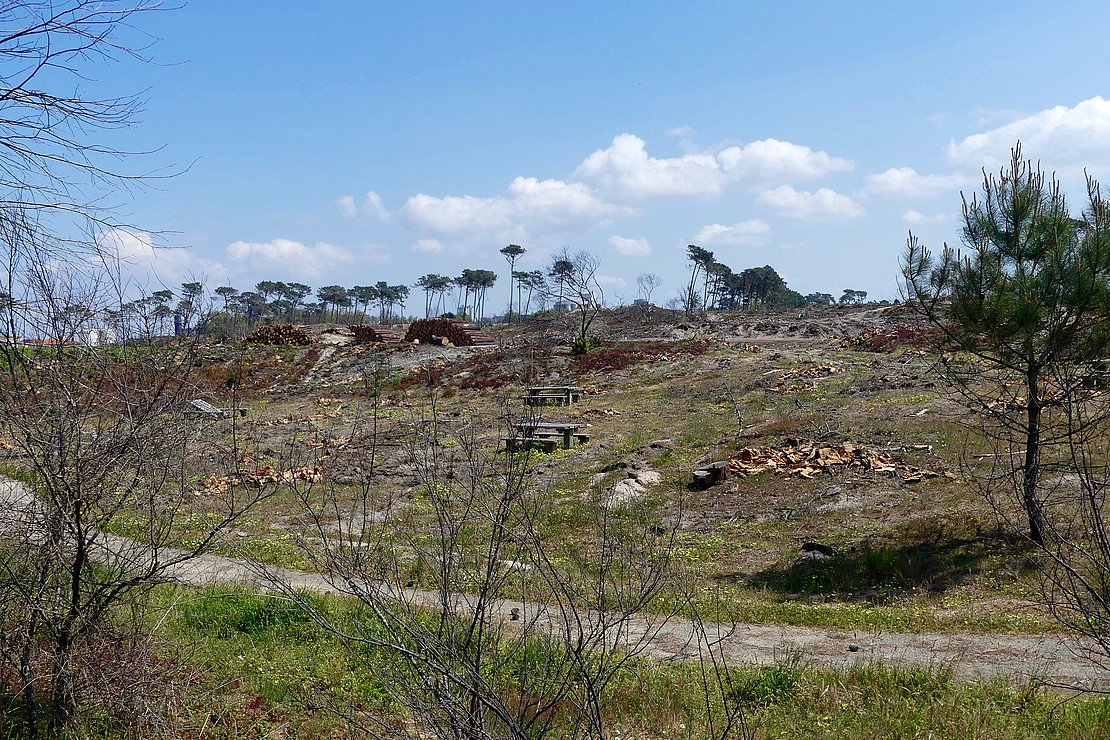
top-left (143, 584), bottom-right (1110, 739)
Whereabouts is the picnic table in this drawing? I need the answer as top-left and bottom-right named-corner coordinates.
top-left (522, 385), bottom-right (583, 406)
top-left (513, 421), bottom-right (588, 450)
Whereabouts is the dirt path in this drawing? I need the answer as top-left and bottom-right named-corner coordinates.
top-left (1, 478), bottom-right (1103, 690)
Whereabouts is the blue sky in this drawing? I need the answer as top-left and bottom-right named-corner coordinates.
top-left (99, 0), bottom-right (1110, 307)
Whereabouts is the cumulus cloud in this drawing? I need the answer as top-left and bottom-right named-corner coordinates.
top-left (717, 138), bottom-right (853, 182)
top-left (572, 134), bottom-right (853, 200)
top-left (608, 235), bottom-right (651, 257)
top-left (226, 238), bottom-right (360, 281)
top-left (401, 176), bottom-right (626, 244)
top-left (693, 219), bottom-right (771, 247)
top-left (573, 133), bottom-right (724, 198)
top-left (756, 185), bottom-right (864, 220)
top-left (339, 190), bottom-right (391, 221)
top-left (947, 96), bottom-right (1110, 172)
top-left (99, 228), bottom-right (227, 288)
top-left (864, 166), bottom-right (967, 197)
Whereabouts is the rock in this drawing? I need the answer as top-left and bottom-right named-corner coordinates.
top-left (848, 643), bottom-right (860, 653)
top-left (632, 470), bottom-right (662, 485)
top-left (603, 478), bottom-right (647, 509)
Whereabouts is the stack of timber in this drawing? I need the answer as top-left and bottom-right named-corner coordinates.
top-left (349, 325), bottom-right (403, 344)
top-left (404, 319), bottom-right (495, 347)
top-left (244, 323), bottom-right (313, 346)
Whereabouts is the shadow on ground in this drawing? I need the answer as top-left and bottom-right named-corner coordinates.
top-left (718, 518), bottom-right (1033, 605)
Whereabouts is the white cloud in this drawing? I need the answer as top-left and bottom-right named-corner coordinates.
top-left (693, 219), bottom-right (771, 247)
top-left (338, 190), bottom-right (391, 221)
top-left (401, 176), bottom-right (626, 244)
top-left (717, 138), bottom-right (853, 182)
top-left (572, 134), bottom-right (853, 200)
top-left (864, 166), bottom-right (967, 197)
top-left (595, 275), bottom-right (626, 290)
top-left (608, 235), bottom-right (651, 257)
top-left (99, 228), bottom-right (227, 289)
top-left (226, 238), bottom-right (359, 281)
top-left (757, 185), bottom-right (864, 220)
top-left (666, 125), bottom-right (695, 139)
top-left (902, 210), bottom-right (948, 225)
top-left (947, 96), bottom-right (1110, 172)
top-left (411, 238), bottom-right (445, 254)
top-left (573, 133), bottom-right (724, 198)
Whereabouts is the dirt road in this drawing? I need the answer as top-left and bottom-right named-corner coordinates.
top-left (1, 477), bottom-right (1103, 690)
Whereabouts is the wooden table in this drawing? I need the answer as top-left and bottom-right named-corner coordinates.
top-left (523, 385), bottom-right (583, 406)
top-left (514, 421), bottom-right (586, 449)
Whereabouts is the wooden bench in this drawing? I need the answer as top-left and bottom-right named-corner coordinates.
top-left (501, 436), bottom-right (560, 453)
top-left (523, 386), bottom-right (583, 406)
top-left (515, 421), bottom-right (586, 450)
top-left (531, 430), bottom-right (591, 445)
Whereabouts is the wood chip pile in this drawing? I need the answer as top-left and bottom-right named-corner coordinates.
top-left (349, 324), bottom-right (403, 344)
top-left (404, 319), bottom-right (494, 346)
top-left (728, 439), bottom-right (945, 482)
top-left (199, 465), bottom-right (323, 494)
top-left (244, 323), bottom-right (313, 346)
top-left (773, 364), bottom-right (842, 393)
top-left (780, 364), bottom-right (843, 382)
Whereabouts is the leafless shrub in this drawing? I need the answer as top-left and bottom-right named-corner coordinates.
top-left (273, 397), bottom-right (752, 738)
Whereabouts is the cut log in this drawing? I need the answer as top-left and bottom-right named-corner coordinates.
top-left (405, 319), bottom-right (495, 347)
top-left (244, 323), bottom-right (313, 346)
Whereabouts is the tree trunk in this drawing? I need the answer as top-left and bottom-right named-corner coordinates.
top-left (1024, 368), bottom-right (1046, 544)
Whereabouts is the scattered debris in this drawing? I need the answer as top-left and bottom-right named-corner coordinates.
top-left (728, 439), bottom-right (947, 482)
top-left (779, 364), bottom-right (844, 382)
top-left (199, 465), bottom-right (324, 494)
top-left (843, 326), bottom-right (937, 352)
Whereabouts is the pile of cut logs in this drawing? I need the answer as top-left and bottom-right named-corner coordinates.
top-left (404, 319), bottom-right (494, 347)
top-left (244, 323), bottom-right (314, 346)
top-left (349, 325), bottom-right (402, 344)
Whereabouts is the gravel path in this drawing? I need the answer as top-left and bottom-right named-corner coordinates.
top-left (1, 477), bottom-right (1104, 690)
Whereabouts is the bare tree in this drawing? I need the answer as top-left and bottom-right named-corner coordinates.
top-left (636, 272), bottom-right (661, 305)
top-left (0, 215), bottom-right (276, 736)
top-left (0, 1), bottom-right (170, 256)
top-left (262, 381), bottom-right (751, 738)
top-left (540, 249), bottom-right (604, 354)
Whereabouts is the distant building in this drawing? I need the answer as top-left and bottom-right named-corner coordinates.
top-left (85, 328), bottom-right (117, 346)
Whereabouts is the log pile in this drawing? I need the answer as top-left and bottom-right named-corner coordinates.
top-left (349, 324), bottom-right (403, 344)
top-left (404, 319), bottom-right (495, 346)
top-left (244, 323), bottom-right (313, 346)
top-left (728, 439), bottom-right (945, 482)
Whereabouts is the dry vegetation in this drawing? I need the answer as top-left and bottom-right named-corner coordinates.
top-left (10, 302), bottom-right (1110, 737)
